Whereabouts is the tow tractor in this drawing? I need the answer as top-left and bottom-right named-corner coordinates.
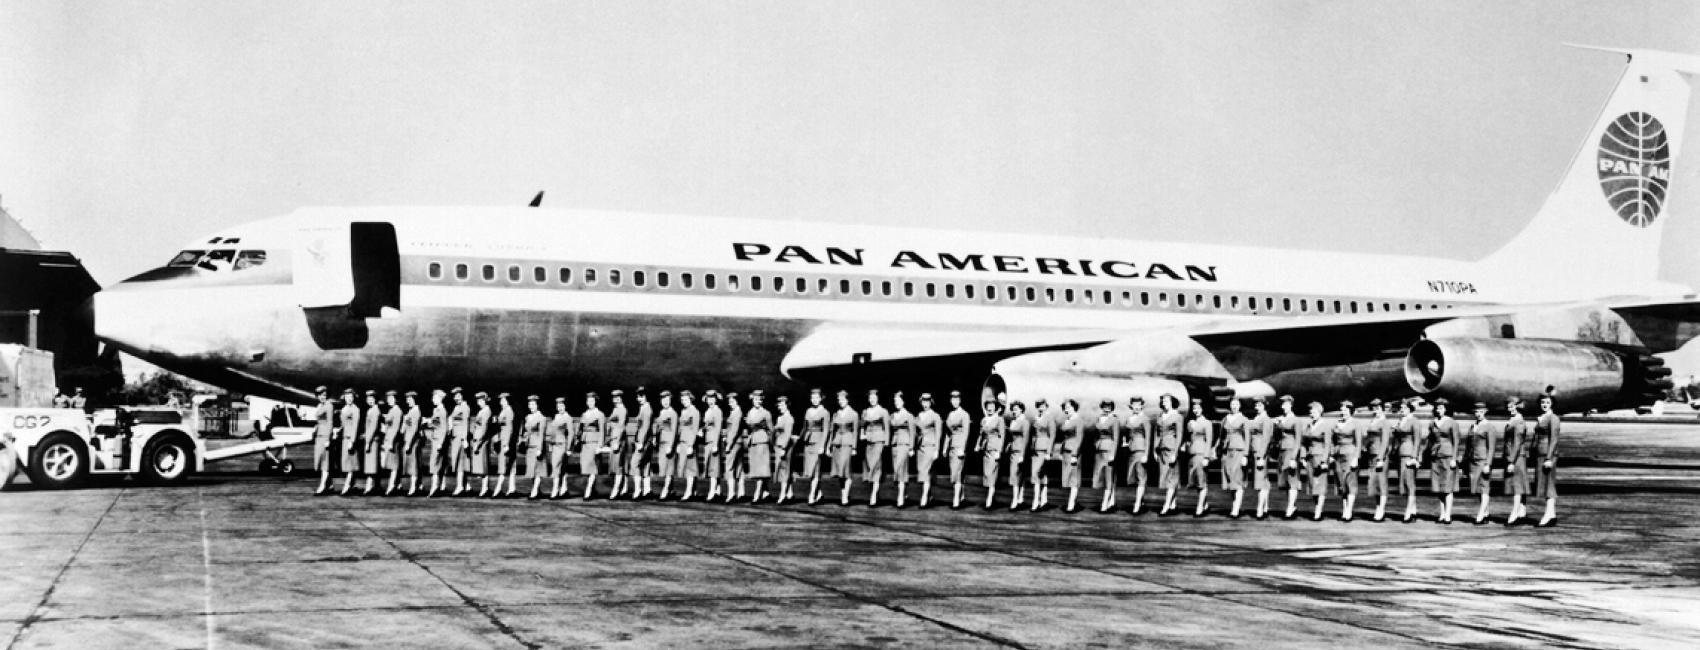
top-left (0, 405), bottom-right (314, 490)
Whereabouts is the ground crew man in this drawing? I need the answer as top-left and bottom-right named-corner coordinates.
top-left (889, 392), bottom-right (916, 507)
top-left (523, 395), bottom-right (550, 499)
top-left (630, 388), bottom-right (655, 499)
top-left (1027, 399), bottom-right (1055, 511)
top-left (978, 399), bottom-right (1007, 509)
top-left (447, 388), bottom-right (472, 495)
top-left (380, 390), bottom-right (403, 496)
top-left (1300, 401), bottom-right (1331, 520)
top-left (772, 396), bottom-right (797, 503)
top-left (860, 389), bottom-right (891, 506)
top-left (337, 388), bottom-right (363, 495)
top-left (744, 390), bottom-right (774, 502)
top-left (1392, 398), bottom-right (1421, 522)
top-left (1184, 399), bottom-right (1215, 517)
top-left (1123, 396), bottom-right (1153, 514)
top-left (70, 387), bottom-right (87, 411)
top-left (605, 390), bottom-right (630, 499)
top-left (313, 387), bottom-right (336, 495)
top-left (1091, 399), bottom-right (1119, 512)
top-left (1218, 398), bottom-right (1249, 518)
top-left (1362, 399), bottom-right (1393, 521)
top-left (801, 388), bottom-right (830, 504)
top-left (829, 390), bottom-right (859, 506)
top-left (946, 391), bottom-right (973, 509)
top-left (424, 390), bottom-right (449, 497)
top-left (701, 391), bottom-right (726, 501)
top-left (1273, 395), bottom-right (1303, 518)
top-left (548, 397), bottom-right (573, 499)
top-left (1330, 400), bottom-right (1361, 521)
top-left (1055, 399), bottom-right (1085, 513)
top-left (1422, 398), bottom-right (1461, 523)
top-left (52, 390), bottom-right (70, 409)
top-left (493, 393), bottom-right (518, 497)
top-left (1502, 396), bottom-right (1530, 525)
top-left (676, 391), bottom-right (703, 501)
top-left (1247, 398), bottom-right (1274, 518)
top-left (915, 393), bottom-right (944, 507)
top-left (722, 392), bottom-right (747, 502)
top-left (577, 392), bottom-right (608, 499)
top-left (1465, 401), bottom-right (1499, 524)
top-left (1154, 395), bottom-right (1184, 515)
top-left (1532, 395), bottom-right (1561, 526)
top-left (470, 391), bottom-right (495, 497)
top-left (1005, 400), bottom-right (1031, 510)
top-left (654, 391), bottom-right (680, 500)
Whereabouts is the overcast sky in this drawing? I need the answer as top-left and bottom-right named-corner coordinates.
top-left (3, 1), bottom-right (1699, 288)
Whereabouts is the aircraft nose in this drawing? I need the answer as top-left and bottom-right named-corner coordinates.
top-left (94, 286), bottom-right (161, 356)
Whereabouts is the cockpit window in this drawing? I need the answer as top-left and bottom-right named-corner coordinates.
top-left (167, 250), bottom-right (206, 267)
top-left (196, 249), bottom-right (236, 271)
top-left (233, 250), bottom-right (267, 271)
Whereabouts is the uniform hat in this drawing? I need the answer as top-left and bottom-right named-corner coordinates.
top-left (475, 391), bottom-right (488, 399)
top-left (342, 387), bottom-right (354, 395)
top-left (526, 394), bottom-right (539, 401)
top-left (1473, 401), bottom-right (1488, 410)
top-left (659, 390), bottom-right (672, 397)
top-left (1433, 397), bottom-right (1449, 406)
top-left (810, 387), bottom-right (822, 393)
top-left (1033, 397), bottom-right (1046, 406)
top-left (949, 390), bottom-right (962, 397)
top-left (1252, 396), bottom-right (1267, 404)
top-left (586, 391), bottom-right (598, 399)
top-left (385, 390), bottom-right (398, 397)
top-left (635, 386), bottom-right (647, 395)
top-left (1100, 399), bottom-right (1114, 408)
top-left (1368, 398), bottom-right (1383, 407)
top-left (497, 392), bottom-right (510, 399)
top-left (920, 392), bottom-right (933, 400)
top-left (610, 389), bottom-right (623, 397)
top-left (777, 395), bottom-right (789, 403)
top-left (682, 389), bottom-right (694, 398)
top-left (1129, 396), bottom-right (1145, 403)
top-left (1279, 395), bottom-right (1294, 402)
top-left (1011, 400), bottom-right (1026, 410)
top-left (314, 385), bottom-right (328, 394)
top-left (554, 396), bottom-right (567, 402)
top-left (1307, 401), bottom-right (1323, 410)
top-left (405, 390), bottom-right (418, 398)
top-left (1339, 400), bottom-right (1353, 409)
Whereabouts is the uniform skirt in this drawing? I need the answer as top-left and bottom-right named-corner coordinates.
top-left (1006, 453), bottom-right (1025, 487)
top-left (495, 439), bottom-right (517, 474)
top-left (526, 441), bottom-right (549, 478)
top-left (985, 452), bottom-right (1004, 487)
top-left (1364, 460), bottom-right (1388, 497)
top-left (383, 438), bottom-right (401, 472)
top-left (1303, 453), bottom-right (1329, 495)
top-left (578, 447), bottom-right (601, 475)
top-left (1534, 456), bottom-right (1558, 498)
top-left (448, 436), bottom-right (468, 472)
top-left (1468, 460), bottom-right (1492, 495)
top-left (1187, 453), bottom-right (1210, 489)
top-left (891, 445), bottom-right (912, 482)
top-left (628, 445), bottom-right (650, 476)
top-left (469, 441), bottom-right (491, 474)
top-left (1395, 455), bottom-right (1418, 495)
top-left (1090, 453), bottom-right (1114, 489)
top-left (746, 443), bottom-right (772, 479)
top-left (917, 449), bottom-right (939, 482)
top-left (773, 445), bottom-right (794, 482)
top-left (1220, 451), bottom-right (1246, 490)
top-left (341, 437), bottom-right (362, 473)
top-left (862, 443), bottom-right (886, 480)
top-left (315, 434), bottom-right (335, 469)
top-left (363, 437), bottom-right (382, 474)
top-left (1276, 448), bottom-right (1300, 489)
top-left (705, 448), bottom-right (724, 477)
top-left (680, 452), bottom-right (700, 478)
top-left (722, 445), bottom-right (745, 479)
top-left (825, 445), bottom-right (850, 478)
top-left (1505, 457), bottom-right (1529, 495)
top-left (1125, 452), bottom-right (1149, 487)
top-left (1028, 452), bottom-right (1050, 484)
top-left (402, 438), bottom-right (421, 475)
top-left (948, 454), bottom-right (967, 484)
top-left (1157, 451), bottom-right (1180, 490)
top-left (801, 446), bottom-right (824, 479)
top-left (1332, 455), bottom-right (1358, 495)
top-left (1059, 454), bottom-right (1081, 488)
top-left (1250, 454), bottom-right (1270, 490)
top-left (1430, 458), bottom-right (1458, 493)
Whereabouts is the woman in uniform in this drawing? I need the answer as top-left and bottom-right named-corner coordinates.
top-left (380, 390), bottom-right (403, 496)
top-left (771, 395), bottom-right (797, 503)
top-left (1423, 398), bottom-right (1461, 523)
top-left (829, 390), bottom-right (859, 506)
top-left (888, 392), bottom-right (916, 507)
top-left (1218, 398), bottom-right (1249, 518)
top-left (1272, 395), bottom-right (1302, 518)
top-left (675, 391), bottom-right (702, 501)
top-left (700, 391), bottom-right (725, 501)
top-left (1154, 395), bottom-right (1184, 516)
top-left (860, 389), bottom-right (891, 506)
top-left (548, 396), bottom-right (573, 499)
top-left (577, 391), bottom-right (607, 500)
top-left (604, 390), bottom-right (629, 500)
top-left (915, 393), bottom-right (943, 508)
top-left (1330, 400), bottom-right (1360, 521)
top-left (630, 388), bottom-right (655, 499)
top-left (1091, 399), bottom-right (1119, 512)
top-left (743, 390), bottom-right (774, 503)
top-left (1184, 399), bottom-right (1215, 517)
top-left (1501, 396), bottom-right (1530, 525)
top-left (1122, 397), bottom-right (1152, 514)
top-left (425, 390), bottom-right (449, 498)
top-left (1300, 401), bottom-right (1331, 521)
top-left (312, 387), bottom-right (335, 496)
top-left (978, 399), bottom-right (1006, 509)
top-left (1247, 398), bottom-right (1274, 518)
top-left (1532, 394), bottom-right (1561, 526)
top-left (1005, 400), bottom-right (1031, 510)
top-left (653, 391), bottom-right (679, 500)
top-left (447, 388), bottom-right (471, 496)
top-left (1027, 399), bottom-right (1055, 511)
top-left (1392, 398), bottom-right (1422, 522)
top-left (469, 391), bottom-right (493, 497)
top-left (1465, 401), bottom-right (1498, 524)
top-left (523, 395), bottom-right (550, 500)
top-left (400, 391), bottom-right (424, 496)
top-left (801, 389), bottom-right (831, 505)
top-left (1361, 399), bottom-right (1393, 521)
top-left (493, 393), bottom-right (518, 498)
top-left (721, 392), bottom-right (745, 502)
top-left (1056, 399), bottom-right (1085, 513)
top-left (945, 391), bottom-right (973, 509)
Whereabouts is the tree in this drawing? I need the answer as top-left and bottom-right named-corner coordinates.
top-left (116, 371), bottom-right (198, 406)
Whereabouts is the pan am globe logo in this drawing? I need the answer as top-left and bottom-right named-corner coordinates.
top-left (1597, 111), bottom-right (1671, 228)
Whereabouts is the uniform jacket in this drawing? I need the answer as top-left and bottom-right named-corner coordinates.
top-left (1093, 413), bottom-right (1120, 454)
top-left (1503, 414), bottom-right (1529, 462)
top-left (1425, 415), bottom-right (1460, 460)
top-left (745, 406), bottom-right (773, 447)
top-left (677, 406), bottom-right (701, 455)
top-left (1392, 414), bottom-right (1420, 458)
top-left (1533, 412), bottom-right (1561, 459)
top-left (889, 409), bottom-right (915, 449)
top-left (1156, 411), bottom-right (1184, 454)
top-left (1057, 412), bottom-right (1085, 458)
top-left (1331, 417), bottom-right (1360, 460)
top-left (1029, 409), bottom-right (1056, 456)
top-left (1220, 413), bottom-right (1249, 453)
top-left (314, 402), bottom-right (335, 441)
top-left (654, 406), bottom-right (679, 452)
top-left (830, 407), bottom-right (858, 449)
top-left (1186, 416), bottom-right (1213, 458)
top-left (1362, 414), bottom-right (1391, 465)
top-left (860, 406), bottom-right (891, 445)
top-left (1247, 413), bottom-right (1273, 461)
top-left (1123, 410), bottom-right (1153, 457)
top-left (946, 408), bottom-right (972, 456)
top-left (915, 409), bottom-right (943, 454)
top-left (607, 405), bottom-right (628, 453)
top-left (1005, 413), bottom-right (1030, 458)
top-left (701, 405), bottom-right (724, 454)
top-left (1464, 418), bottom-right (1498, 464)
top-left (577, 407), bottom-right (607, 451)
top-left (977, 414), bottom-right (1005, 457)
top-left (773, 411), bottom-right (796, 453)
top-left (803, 405), bottom-right (831, 451)
top-left (448, 402), bottom-right (471, 442)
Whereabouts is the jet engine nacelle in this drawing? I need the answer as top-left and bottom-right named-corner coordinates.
top-left (982, 370), bottom-right (1194, 412)
top-left (1403, 337), bottom-right (1671, 411)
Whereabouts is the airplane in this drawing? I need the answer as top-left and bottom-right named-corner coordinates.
top-left (95, 46), bottom-right (1700, 415)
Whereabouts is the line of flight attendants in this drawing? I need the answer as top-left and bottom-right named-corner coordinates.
top-left (303, 384), bottom-right (1562, 526)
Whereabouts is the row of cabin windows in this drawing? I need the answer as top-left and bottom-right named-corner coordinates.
top-left (424, 262), bottom-right (1453, 314)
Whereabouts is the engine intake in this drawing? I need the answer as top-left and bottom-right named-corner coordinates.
top-left (1403, 337), bottom-right (1671, 411)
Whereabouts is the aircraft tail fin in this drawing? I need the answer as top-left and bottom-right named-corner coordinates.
top-left (1483, 46), bottom-right (1700, 297)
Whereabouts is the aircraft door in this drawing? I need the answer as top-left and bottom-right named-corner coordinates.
top-left (292, 221), bottom-right (400, 350)
top-left (349, 222), bottom-right (400, 318)
top-left (293, 224), bottom-right (354, 309)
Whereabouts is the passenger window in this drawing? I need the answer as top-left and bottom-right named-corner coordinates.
top-left (507, 265), bottom-right (521, 282)
top-left (751, 276), bottom-right (763, 291)
top-left (1265, 298), bottom-right (1275, 311)
top-left (635, 271), bottom-right (647, 287)
top-left (1082, 290), bottom-right (1093, 305)
top-left (946, 284), bottom-right (957, 299)
top-left (1229, 296), bottom-right (1239, 310)
top-left (1007, 286), bottom-right (1017, 302)
top-left (659, 272), bottom-right (670, 288)
top-left (1177, 293), bottom-right (1187, 308)
top-left (862, 280), bottom-right (872, 296)
top-left (1102, 291), bottom-right (1112, 305)
top-left (428, 262), bottom-right (443, 280)
top-left (818, 278), bottom-right (829, 294)
top-left (882, 281), bottom-right (893, 297)
top-left (1299, 299), bottom-right (1308, 312)
top-left (1213, 295), bottom-right (1222, 309)
top-left (534, 266), bottom-right (547, 284)
top-left (966, 285), bottom-right (976, 300)
top-left (1025, 287), bottom-right (1037, 302)
top-left (1044, 287), bottom-right (1056, 303)
top-left (905, 282), bottom-right (915, 297)
top-left (1064, 288), bottom-right (1075, 303)
top-left (1141, 292), bottom-right (1151, 306)
top-left (1282, 298), bottom-right (1292, 312)
top-left (1365, 302), bottom-right (1374, 313)
top-left (610, 269), bottom-right (622, 287)
top-left (840, 279), bottom-right (851, 294)
top-left (683, 273), bottom-right (694, 289)
top-left (455, 264), bottom-right (470, 280)
top-left (234, 250), bottom-right (268, 271)
top-left (728, 275), bottom-right (740, 291)
top-left (482, 265), bottom-right (496, 282)
top-left (774, 276), bottom-right (783, 293)
top-left (1349, 301), bottom-right (1357, 313)
top-left (1333, 300), bottom-right (1342, 313)
top-left (796, 278), bottom-right (806, 293)
top-left (705, 274), bottom-right (716, 290)
top-left (559, 267), bottom-right (572, 284)
top-left (586, 269), bottom-right (598, 285)
top-left (926, 283), bottom-right (937, 298)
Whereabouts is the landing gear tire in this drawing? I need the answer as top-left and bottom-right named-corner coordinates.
top-left (26, 433), bottom-right (89, 490)
top-left (140, 438), bottom-right (194, 485)
top-left (260, 458), bottom-right (278, 473)
top-left (278, 460), bottom-right (295, 475)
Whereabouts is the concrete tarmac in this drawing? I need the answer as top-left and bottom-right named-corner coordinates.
top-left (3, 421), bottom-right (1698, 649)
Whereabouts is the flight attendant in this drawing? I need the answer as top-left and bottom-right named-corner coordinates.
top-left (336, 389), bottom-right (361, 495)
top-left (470, 391), bottom-right (494, 497)
top-left (1091, 399), bottom-right (1119, 512)
top-left (722, 391), bottom-right (746, 502)
top-left (605, 390), bottom-right (630, 499)
top-left (1122, 396), bottom-right (1153, 514)
top-left (1300, 401), bottom-right (1331, 521)
top-left (1273, 395), bottom-right (1303, 518)
top-left (312, 386), bottom-right (336, 496)
top-left (830, 390), bottom-right (859, 506)
top-left (1501, 396), bottom-right (1531, 525)
top-left (1361, 399), bottom-right (1393, 521)
top-left (523, 395), bottom-right (550, 500)
top-left (888, 392), bottom-right (916, 507)
top-left (1027, 399), bottom-right (1055, 511)
top-left (1056, 399), bottom-right (1085, 513)
top-left (447, 388), bottom-right (472, 495)
top-left (915, 393), bottom-right (944, 507)
top-left (1532, 394), bottom-right (1561, 526)
top-left (358, 390), bottom-right (383, 495)
top-left (577, 391), bottom-right (608, 500)
top-left (945, 390), bottom-right (973, 509)
top-left (860, 389), bottom-right (891, 506)
top-left (1004, 400), bottom-right (1031, 510)
top-left (1330, 400), bottom-right (1361, 521)
top-left (1218, 398), bottom-right (1249, 517)
top-left (772, 396), bottom-right (798, 503)
top-left (676, 390), bottom-right (703, 501)
top-left (743, 390), bottom-right (774, 502)
top-left (1465, 401), bottom-right (1499, 524)
top-left (1154, 395), bottom-right (1184, 515)
top-left (800, 388), bottom-right (830, 504)
top-left (1184, 399), bottom-right (1215, 517)
top-left (494, 393), bottom-right (518, 498)
top-left (548, 396), bottom-right (573, 499)
top-left (380, 390), bottom-right (403, 496)
top-left (1392, 398), bottom-right (1422, 522)
top-left (399, 391), bottom-right (423, 496)
top-left (630, 388), bottom-right (655, 499)
top-left (1423, 398), bottom-right (1461, 523)
top-left (654, 391), bottom-right (680, 500)
top-left (701, 391), bottom-right (725, 501)
top-left (425, 389), bottom-right (449, 497)
top-left (1247, 398), bottom-right (1274, 518)
top-left (978, 398), bottom-right (1006, 509)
